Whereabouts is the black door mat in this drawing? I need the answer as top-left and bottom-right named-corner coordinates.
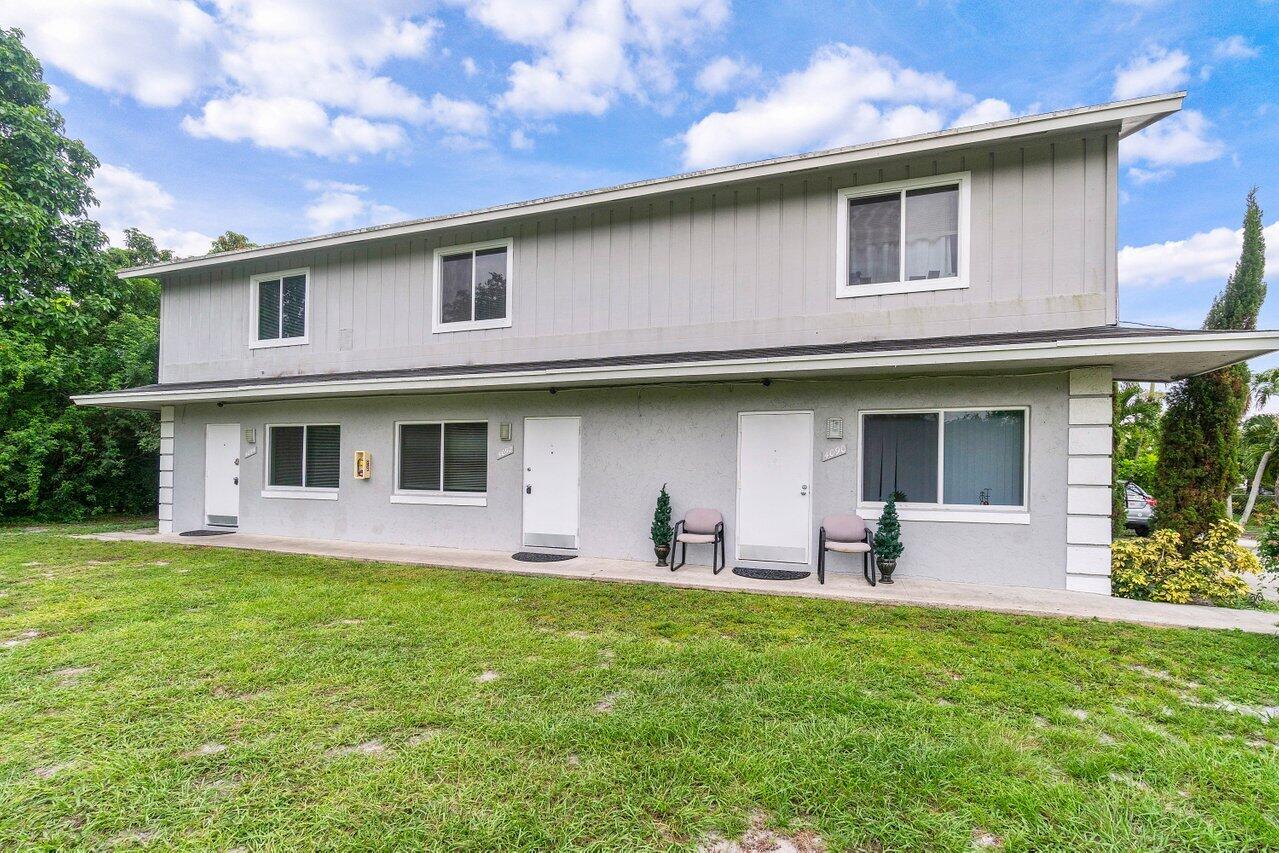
top-left (732, 567), bottom-right (811, 581)
top-left (511, 552), bottom-right (577, 562)
top-left (179, 529), bottom-right (236, 537)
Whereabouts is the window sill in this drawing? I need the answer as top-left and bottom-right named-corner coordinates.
top-left (391, 493), bottom-right (487, 506)
top-left (836, 278), bottom-right (968, 299)
top-left (858, 505), bottom-right (1029, 525)
top-left (250, 336), bottom-right (309, 350)
top-left (431, 318), bottom-right (511, 334)
top-left (261, 488), bottom-right (338, 501)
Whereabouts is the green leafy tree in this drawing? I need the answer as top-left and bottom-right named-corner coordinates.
top-left (1154, 189), bottom-right (1267, 548)
top-left (873, 494), bottom-right (904, 562)
top-left (1238, 368), bottom-right (1279, 526)
top-left (0, 28), bottom-right (158, 518)
top-left (650, 483), bottom-right (673, 546)
top-left (208, 230), bottom-right (255, 254)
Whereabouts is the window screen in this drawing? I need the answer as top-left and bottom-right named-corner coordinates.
top-left (268, 424), bottom-right (339, 489)
top-left (438, 246), bottom-right (508, 325)
top-left (861, 413), bottom-right (939, 503)
top-left (942, 410), bottom-right (1024, 506)
top-left (257, 272), bottom-right (307, 340)
top-left (398, 422), bottom-right (488, 493)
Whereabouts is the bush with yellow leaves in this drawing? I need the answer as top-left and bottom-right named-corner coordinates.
top-left (1111, 521), bottom-right (1261, 607)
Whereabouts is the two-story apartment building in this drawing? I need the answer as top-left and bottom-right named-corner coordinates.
top-left (76, 92), bottom-right (1279, 595)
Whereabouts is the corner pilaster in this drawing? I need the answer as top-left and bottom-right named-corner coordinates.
top-left (158, 406), bottom-right (174, 533)
top-left (1065, 368), bottom-right (1112, 594)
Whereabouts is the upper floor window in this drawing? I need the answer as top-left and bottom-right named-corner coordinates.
top-left (252, 269), bottom-right (308, 348)
top-left (835, 173), bottom-right (969, 299)
top-left (433, 239), bottom-right (512, 333)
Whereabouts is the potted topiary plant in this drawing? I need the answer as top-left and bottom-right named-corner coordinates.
top-left (873, 493), bottom-right (904, 583)
top-left (651, 483), bottom-right (674, 566)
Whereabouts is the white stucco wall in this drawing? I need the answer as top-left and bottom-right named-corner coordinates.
top-left (168, 371), bottom-right (1077, 589)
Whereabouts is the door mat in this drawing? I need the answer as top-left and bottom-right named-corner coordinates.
top-left (179, 529), bottom-right (236, 537)
top-left (732, 567), bottom-right (811, 581)
top-left (511, 552), bottom-right (577, 563)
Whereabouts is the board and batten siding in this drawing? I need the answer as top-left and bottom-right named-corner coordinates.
top-left (158, 133), bottom-right (1118, 384)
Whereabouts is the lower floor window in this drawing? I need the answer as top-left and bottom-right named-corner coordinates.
top-left (268, 424), bottom-right (340, 489)
top-left (397, 422), bottom-right (488, 493)
top-left (861, 408), bottom-right (1026, 507)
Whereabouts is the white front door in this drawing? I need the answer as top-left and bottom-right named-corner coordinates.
top-left (204, 423), bottom-right (240, 527)
top-left (736, 411), bottom-right (813, 564)
top-left (522, 417), bottom-right (581, 549)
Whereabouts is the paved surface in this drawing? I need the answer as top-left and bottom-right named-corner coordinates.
top-left (85, 530), bottom-right (1279, 635)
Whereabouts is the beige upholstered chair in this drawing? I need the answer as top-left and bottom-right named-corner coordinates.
top-left (670, 508), bottom-right (726, 574)
top-left (817, 514), bottom-right (876, 586)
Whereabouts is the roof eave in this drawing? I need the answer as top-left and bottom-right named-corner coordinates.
top-left (72, 328), bottom-right (1273, 411)
top-left (118, 92), bottom-right (1185, 280)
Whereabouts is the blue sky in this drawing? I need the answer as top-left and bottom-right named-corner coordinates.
top-left (4, 0), bottom-right (1277, 343)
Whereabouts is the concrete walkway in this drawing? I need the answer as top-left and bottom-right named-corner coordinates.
top-left (87, 530), bottom-right (1279, 635)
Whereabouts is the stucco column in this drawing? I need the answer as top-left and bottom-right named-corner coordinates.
top-left (1065, 367), bottom-right (1113, 594)
top-left (158, 405), bottom-right (175, 533)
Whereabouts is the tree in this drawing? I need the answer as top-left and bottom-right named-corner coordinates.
top-left (873, 494), bottom-right (904, 562)
top-left (0, 28), bottom-right (159, 518)
top-left (1239, 368), bottom-right (1279, 526)
top-left (208, 230), bottom-right (255, 254)
top-left (1154, 189), bottom-right (1267, 548)
top-left (650, 483), bottom-right (673, 546)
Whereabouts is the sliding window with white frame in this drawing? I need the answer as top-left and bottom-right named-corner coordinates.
top-left (835, 173), bottom-right (970, 299)
top-left (263, 423), bottom-right (340, 500)
top-left (858, 407), bottom-right (1029, 524)
top-left (392, 421), bottom-right (489, 506)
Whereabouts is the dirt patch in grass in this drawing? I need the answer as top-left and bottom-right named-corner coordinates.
top-left (51, 665), bottom-right (92, 686)
top-left (405, 727), bottom-right (444, 747)
top-left (2, 629), bottom-right (44, 648)
top-left (594, 691), bottom-right (623, 713)
top-left (107, 827), bottom-right (157, 847)
top-left (971, 828), bottom-right (1003, 848)
top-left (476, 669), bottom-right (500, 683)
top-left (325, 739), bottom-right (386, 759)
top-left (32, 762), bottom-right (73, 780)
top-left (184, 742), bottom-right (227, 758)
top-left (1185, 697), bottom-right (1279, 722)
top-left (700, 812), bottom-right (825, 853)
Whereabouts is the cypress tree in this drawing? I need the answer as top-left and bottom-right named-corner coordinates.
top-left (1154, 189), bottom-right (1267, 547)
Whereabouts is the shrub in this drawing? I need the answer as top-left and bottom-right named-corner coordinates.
top-left (1257, 512), bottom-right (1279, 577)
top-left (1111, 521), bottom-right (1260, 607)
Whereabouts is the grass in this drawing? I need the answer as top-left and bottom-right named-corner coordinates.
top-left (1, 523), bottom-right (1277, 851)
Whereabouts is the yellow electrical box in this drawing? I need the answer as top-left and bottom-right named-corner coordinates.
top-left (354, 450), bottom-right (372, 479)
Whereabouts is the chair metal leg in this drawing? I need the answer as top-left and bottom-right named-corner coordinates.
top-left (817, 529), bottom-right (825, 585)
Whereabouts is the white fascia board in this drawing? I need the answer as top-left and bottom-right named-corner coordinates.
top-left (71, 330), bottom-right (1279, 410)
top-left (119, 93), bottom-right (1185, 280)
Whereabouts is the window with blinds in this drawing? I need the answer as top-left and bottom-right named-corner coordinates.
top-left (268, 424), bottom-right (340, 489)
top-left (398, 422), bottom-right (488, 493)
top-left (255, 270), bottom-right (308, 342)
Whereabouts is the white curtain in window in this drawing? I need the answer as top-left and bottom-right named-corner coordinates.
top-left (942, 410), bottom-right (1024, 506)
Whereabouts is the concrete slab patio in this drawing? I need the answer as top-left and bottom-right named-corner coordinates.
top-left (86, 529), bottom-right (1279, 635)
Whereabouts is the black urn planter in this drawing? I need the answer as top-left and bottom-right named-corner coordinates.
top-left (654, 543), bottom-right (671, 567)
top-left (877, 558), bottom-right (897, 583)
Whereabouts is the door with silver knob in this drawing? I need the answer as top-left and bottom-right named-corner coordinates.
top-left (522, 417), bottom-right (581, 549)
top-left (204, 423), bottom-right (241, 528)
top-left (736, 411), bottom-right (814, 564)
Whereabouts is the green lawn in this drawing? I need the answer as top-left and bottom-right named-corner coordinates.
top-left (2, 524), bottom-right (1278, 851)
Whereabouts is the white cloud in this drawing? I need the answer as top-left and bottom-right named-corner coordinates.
top-left (1121, 109), bottom-right (1224, 170)
top-left (695, 56), bottom-right (760, 95)
top-left (0, 0), bottom-right (219, 107)
top-left (303, 179), bottom-right (405, 231)
top-left (6, 0), bottom-right (494, 157)
top-left (1127, 166), bottom-right (1172, 184)
top-left (950, 98), bottom-right (1015, 128)
top-left (461, 56), bottom-right (479, 77)
top-left (680, 44), bottom-right (982, 170)
top-left (90, 163), bottom-right (215, 257)
top-left (1112, 45), bottom-right (1189, 99)
top-left (182, 95), bottom-right (407, 158)
top-left (46, 83), bottom-right (70, 106)
top-left (1213, 35), bottom-right (1260, 61)
top-left (425, 93), bottom-right (490, 136)
top-left (463, 0), bottom-right (728, 118)
top-left (1119, 220), bottom-right (1279, 287)
top-left (509, 128), bottom-right (535, 150)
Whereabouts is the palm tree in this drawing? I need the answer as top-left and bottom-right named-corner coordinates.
top-left (1238, 368), bottom-right (1279, 526)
